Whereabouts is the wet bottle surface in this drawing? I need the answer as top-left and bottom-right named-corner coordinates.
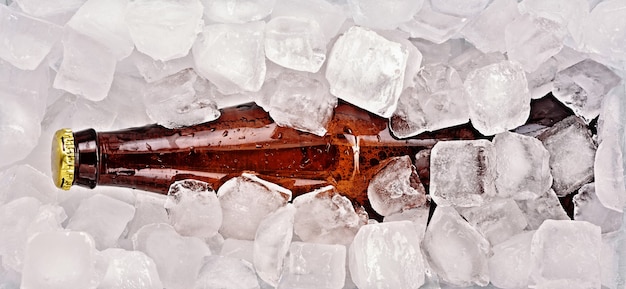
top-left (52, 96), bottom-right (573, 217)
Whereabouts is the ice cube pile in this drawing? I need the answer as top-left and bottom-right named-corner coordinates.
top-left (1, 0), bottom-right (626, 288)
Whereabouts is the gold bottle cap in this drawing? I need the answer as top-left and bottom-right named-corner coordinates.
top-left (51, 128), bottom-right (75, 190)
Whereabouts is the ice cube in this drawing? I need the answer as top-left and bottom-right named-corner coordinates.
top-left (552, 59), bottom-right (621, 123)
top-left (325, 26), bottom-right (408, 118)
top-left (66, 194), bottom-right (135, 250)
top-left (582, 0), bottom-right (626, 62)
top-left (464, 60), bottom-right (531, 135)
top-left (0, 5), bottom-right (63, 70)
top-left (194, 255), bottom-right (260, 289)
top-left (431, 0), bottom-right (489, 17)
top-left (573, 183), bottom-right (622, 234)
top-left (66, 0), bottom-right (133, 59)
top-left (253, 204), bottom-right (295, 287)
top-left (383, 205), bottom-right (429, 241)
top-left (132, 223), bottom-right (211, 289)
top-left (256, 71), bottom-right (337, 136)
top-left (220, 238), bottom-right (255, 264)
top-left (516, 189), bottom-right (570, 230)
top-left (530, 220), bottom-right (601, 288)
top-left (347, 0), bottom-right (423, 30)
top-left (458, 198), bottom-right (528, 245)
top-left (14, 0), bottom-right (85, 17)
top-left (165, 179), bottom-right (222, 240)
top-left (98, 248), bottom-right (163, 289)
top-left (218, 173), bottom-right (291, 240)
top-left (21, 231), bottom-right (99, 289)
top-left (125, 0), bottom-right (203, 61)
top-left (349, 221), bottom-right (425, 289)
top-left (192, 22), bottom-right (266, 94)
top-left (422, 206), bottom-right (490, 287)
top-left (201, 0), bottom-right (275, 24)
top-left (264, 16), bottom-right (326, 73)
top-left (519, 0), bottom-right (589, 47)
top-left (53, 28), bottom-right (117, 101)
top-left (600, 232), bottom-right (620, 289)
top-left (398, 0), bottom-right (468, 44)
top-left (390, 64), bottom-right (469, 138)
top-left (123, 193), bottom-right (169, 239)
top-left (292, 186), bottom-right (367, 245)
top-left (367, 156), bottom-right (427, 216)
top-left (526, 57), bottom-right (559, 99)
top-left (493, 131), bottom-right (553, 200)
top-left (537, 116), bottom-right (597, 196)
top-left (0, 164), bottom-right (58, 205)
top-left (429, 140), bottom-right (497, 207)
top-left (271, 0), bottom-right (346, 41)
top-left (278, 242), bottom-right (346, 289)
top-left (505, 14), bottom-right (566, 73)
top-left (460, 0), bottom-right (520, 53)
top-left (448, 47), bottom-right (506, 81)
top-left (130, 50), bottom-right (193, 83)
top-left (488, 230), bottom-right (535, 289)
top-left (143, 69), bottom-right (220, 129)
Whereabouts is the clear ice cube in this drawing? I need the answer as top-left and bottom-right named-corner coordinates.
top-left (518, 0), bottom-right (589, 47)
top-left (98, 248), bottom-right (163, 289)
top-left (218, 173), bottom-right (291, 240)
top-left (349, 221), bottom-right (425, 289)
top-left (422, 206), bottom-right (490, 287)
top-left (66, 194), bottom-right (135, 250)
top-left (0, 164), bottom-right (58, 205)
top-left (220, 238), bottom-right (255, 264)
top-left (293, 186), bottom-right (367, 246)
top-left (383, 205), bottom-right (430, 241)
top-left (14, 0), bottom-right (85, 17)
top-left (431, 0), bottom-right (489, 17)
top-left (460, 0), bottom-right (520, 53)
top-left (125, 0), bottom-right (204, 61)
top-left (130, 50), bottom-right (193, 83)
top-left (253, 204), bottom-right (295, 287)
top-left (271, 0), bottom-right (346, 41)
top-left (132, 223), bottom-right (211, 289)
top-left (264, 16), bottom-right (326, 73)
top-left (488, 230), bottom-right (535, 289)
top-left (573, 183), bottom-right (622, 234)
top-left (124, 193), bottom-right (169, 239)
top-left (165, 179), bottom-right (222, 240)
top-left (448, 47), bottom-right (506, 81)
top-left (582, 0), bottom-right (626, 62)
top-left (347, 0), bottom-right (423, 30)
top-left (192, 22), bottom-right (266, 94)
top-left (537, 116), bottom-right (597, 196)
top-left (464, 60), bottom-right (531, 136)
top-left (552, 59), bottom-right (621, 123)
top-left (515, 189), bottom-right (570, 230)
top-left (325, 26), bottom-right (408, 118)
top-left (458, 198), bottom-right (528, 245)
top-left (390, 64), bottom-right (469, 138)
top-left (526, 57), bottom-right (558, 99)
top-left (194, 255), bottom-right (260, 289)
top-left (201, 0), bottom-right (275, 24)
top-left (429, 140), bottom-right (497, 207)
top-left (0, 5), bottom-right (63, 70)
top-left (278, 242), bottom-right (346, 289)
top-left (398, 0), bottom-right (468, 44)
top-left (367, 156), bottom-right (427, 216)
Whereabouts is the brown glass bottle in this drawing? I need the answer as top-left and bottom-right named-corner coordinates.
top-left (53, 96), bottom-right (573, 217)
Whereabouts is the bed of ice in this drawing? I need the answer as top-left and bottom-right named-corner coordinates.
top-left (1, 0), bottom-right (626, 288)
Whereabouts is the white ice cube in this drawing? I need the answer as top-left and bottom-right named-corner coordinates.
top-left (0, 164), bottom-right (58, 205)
top-left (201, 0), bottom-right (275, 24)
top-left (573, 183), bottom-right (622, 234)
top-left (14, 0), bottom-right (85, 17)
top-left (124, 193), bottom-right (169, 239)
top-left (367, 156), bottom-right (427, 216)
top-left (220, 238), bottom-right (255, 264)
top-left (165, 179), bottom-right (222, 240)
top-left (459, 198), bottom-right (528, 245)
top-left (265, 16), bottom-right (326, 73)
top-left (488, 230), bottom-right (535, 289)
top-left (398, 0), bottom-right (468, 44)
top-left (505, 14), bottom-right (566, 73)
top-left (271, 0), bottom-right (346, 41)
top-left (278, 242), bottom-right (346, 289)
top-left (253, 204), bottom-right (295, 287)
top-left (516, 189), bottom-right (570, 230)
top-left (130, 50), bottom-right (194, 83)
top-left (98, 248), bottom-right (163, 289)
top-left (460, 0), bottom-right (520, 53)
top-left (518, 0), bottom-right (589, 47)
top-left (383, 205), bottom-right (429, 241)
top-left (582, 0), bottom-right (626, 62)
top-left (347, 0), bottom-right (423, 30)
top-left (194, 255), bottom-right (260, 289)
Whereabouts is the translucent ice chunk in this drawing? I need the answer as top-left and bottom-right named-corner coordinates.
top-left (194, 255), bottom-right (260, 289)
top-left (132, 223), bottom-right (211, 289)
top-left (530, 220), bottom-right (601, 288)
top-left (220, 238), bottom-right (255, 264)
top-left (98, 248), bottom-right (163, 289)
top-left (256, 71), bottom-right (337, 136)
top-left (325, 26), bottom-right (408, 118)
top-left (271, 0), bottom-right (346, 41)
top-left (125, 0), bottom-right (204, 61)
top-left (516, 189), bottom-right (570, 230)
top-left (464, 60), bottom-right (531, 135)
top-left (130, 51), bottom-right (194, 83)
top-left (505, 14), bottom-right (567, 73)
top-left (390, 64), bottom-right (469, 138)
top-left (552, 59), bottom-right (621, 123)
top-left (582, 0), bottom-right (626, 62)
top-left (192, 22), bottom-right (266, 94)
top-left (0, 5), bottom-right (63, 70)
top-left (349, 221), bottom-right (425, 289)
top-left (526, 57), bottom-right (558, 99)
top-left (383, 206), bottom-right (429, 241)
top-left (278, 242), bottom-right (346, 289)
top-left (398, 0), bottom-right (468, 44)
top-left (14, 0), bottom-right (85, 17)
top-left (518, 0), bottom-right (589, 47)
top-left (422, 206), bottom-right (490, 287)
top-left (165, 179), bottom-right (222, 240)
top-left (0, 164), bottom-right (58, 205)
top-left (573, 183), bottom-right (622, 234)
top-left (253, 204), bottom-right (295, 287)
top-left (488, 230), bottom-right (535, 289)
top-left (218, 173), bottom-right (291, 240)
top-left (448, 47), bottom-right (506, 81)
top-left (459, 198), bottom-right (528, 245)
top-left (66, 0), bottom-right (133, 59)
top-left (143, 69), bottom-right (220, 129)
top-left (493, 131), bottom-right (552, 199)
top-left (460, 0), bottom-right (520, 53)
top-left (431, 0), bottom-right (489, 17)
top-left (293, 186), bottom-right (367, 245)
top-left (265, 16), bottom-right (326, 73)
top-left (537, 116), bottom-right (597, 196)
top-left (201, 0), bottom-right (275, 23)
top-left (430, 140), bottom-right (497, 207)
top-left (66, 194), bottom-right (135, 250)
top-left (367, 156), bottom-right (427, 216)
top-left (53, 28), bottom-right (117, 101)
top-left (124, 193), bottom-right (169, 239)
top-left (21, 231), bottom-right (98, 289)
top-left (347, 0), bottom-right (423, 30)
